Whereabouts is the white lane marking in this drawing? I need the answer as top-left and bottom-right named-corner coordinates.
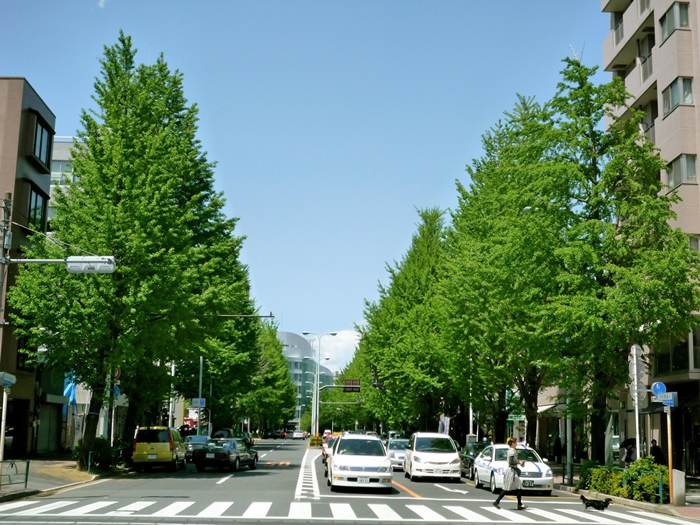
top-left (406, 504), bottom-right (447, 521)
top-left (0, 501), bottom-right (37, 512)
top-left (368, 503), bottom-right (403, 520)
top-left (260, 453), bottom-right (267, 458)
top-left (294, 448), bottom-right (310, 499)
top-left (150, 501), bottom-right (195, 516)
top-left (434, 483), bottom-right (468, 495)
top-left (242, 501), bottom-right (272, 518)
top-left (481, 506), bottom-right (537, 522)
top-left (558, 508), bottom-right (626, 523)
top-left (288, 501), bottom-right (312, 518)
top-left (106, 501), bottom-right (156, 515)
top-left (197, 502), bottom-right (233, 517)
top-left (525, 507), bottom-right (578, 522)
top-left (16, 501), bottom-right (76, 515)
top-left (631, 510), bottom-right (700, 524)
top-left (309, 452), bottom-right (321, 499)
top-left (330, 503), bottom-right (357, 519)
top-left (216, 474), bottom-right (234, 484)
top-left (59, 501), bottom-right (117, 515)
top-left (443, 505), bottom-right (493, 521)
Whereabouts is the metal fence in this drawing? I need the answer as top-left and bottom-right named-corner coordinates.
top-left (0, 460), bottom-right (29, 490)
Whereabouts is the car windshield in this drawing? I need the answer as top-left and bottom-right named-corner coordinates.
top-left (389, 439), bottom-right (409, 450)
top-left (207, 439), bottom-right (234, 449)
top-left (415, 437), bottom-right (456, 453)
top-left (185, 436), bottom-right (208, 444)
top-left (337, 439), bottom-right (385, 456)
top-left (494, 448), bottom-right (542, 462)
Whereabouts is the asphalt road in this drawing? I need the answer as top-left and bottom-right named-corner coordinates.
top-left (0, 439), bottom-right (693, 524)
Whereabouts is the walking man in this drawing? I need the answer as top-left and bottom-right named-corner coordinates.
top-left (493, 437), bottom-right (527, 510)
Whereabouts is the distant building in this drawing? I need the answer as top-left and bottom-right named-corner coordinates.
top-left (277, 331), bottom-right (334, 426)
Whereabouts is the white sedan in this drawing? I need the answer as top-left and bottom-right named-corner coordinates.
top-left (403, 432), bottom-right (461, 481)
top-left (473, 444), bottom-right (553, 495)
top-left (327, 433), bottom-right (393, 493)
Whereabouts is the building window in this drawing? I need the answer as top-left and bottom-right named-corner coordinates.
top-left (663, 77), bottom-right (693, 117)
top-left (690, 235), bottom-right (699, 251)
top-left (667, 154), bottom-right (697, 188)
top-left (694, 328), bottom-right (700, 369)
top-left (50, 160), bottom-right (73, 186)
top-left (656, 335), bottom-right (690, 374)
top-left (28, 186), bottom-right (46, 231)
top-left (660, 2), bottom-right (689, 42)
top-left (29, 112), bottom-right (53, 171)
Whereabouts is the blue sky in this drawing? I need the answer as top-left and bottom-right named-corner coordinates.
top-left (2, 1), bottom-right (609, 371)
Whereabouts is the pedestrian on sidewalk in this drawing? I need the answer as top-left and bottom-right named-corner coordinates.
top-left (493, 437), bottom-right (527, 511)
top-left (650, 439), bottom-right (665, 465)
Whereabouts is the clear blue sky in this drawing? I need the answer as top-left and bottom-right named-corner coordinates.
top-left (2, 1), bottom-right (609, 371)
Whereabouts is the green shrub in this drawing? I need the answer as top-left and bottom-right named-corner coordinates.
top-left (611, 485), bottom-right (630, 499)
top-left (575, 460), bottom-right (600, 490)
top-left (589, 467), bottom-right (613, 494)
top-left (72, 437), bottom-right (113, 470)
top-left (624, 456), bottom-right (669, 503)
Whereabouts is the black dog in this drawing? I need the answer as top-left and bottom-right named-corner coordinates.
top-left (581, 495), bottom-right (613, 511)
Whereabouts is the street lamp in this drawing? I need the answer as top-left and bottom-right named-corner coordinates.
top-left (302, 331), bottom-right (337, 436)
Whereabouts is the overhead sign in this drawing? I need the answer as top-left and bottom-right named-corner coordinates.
top-left (192, 398), bottom-right (206, 408)
top-left (343, 379), bottom-right (361, 393)
top-left (0, 372), bottom-right (17, 388)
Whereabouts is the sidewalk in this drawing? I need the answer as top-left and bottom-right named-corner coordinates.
top-left (554, 476), bottom-right (700, 522)
top-left (0, 455), bottom-right (96, 502)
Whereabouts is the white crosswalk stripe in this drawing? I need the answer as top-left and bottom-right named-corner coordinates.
top-left (0, 498), bottom-right (697, 523)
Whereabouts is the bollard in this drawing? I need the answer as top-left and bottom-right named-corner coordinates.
top-left (672, 469), bottom-right (685, 506)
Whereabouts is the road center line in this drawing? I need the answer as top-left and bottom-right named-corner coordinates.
top-left (216, 475), bottom-right (233, 484)
top-left (391, 480), bottom-right (421, 498)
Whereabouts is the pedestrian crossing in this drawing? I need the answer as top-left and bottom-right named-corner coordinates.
top-left (0, 499), bottom-right (695, 523)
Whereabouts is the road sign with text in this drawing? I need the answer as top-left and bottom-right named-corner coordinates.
top-left (343, 379), bottom-right (361, 393)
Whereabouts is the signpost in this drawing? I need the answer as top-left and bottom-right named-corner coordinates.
top-left (651, 381), bottom-right (675, 504)
top-left (0, 372), bottom-right (17, 462)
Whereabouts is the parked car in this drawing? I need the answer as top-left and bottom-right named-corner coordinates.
top-left (327, 433), bottom-right (392, 493)
top-left (473, 443), bottom-right (553, 496)
top-left (192, 438), bottom-right (258, 472)
top-left (404, 432), bottom-right (461, 482)
top-left (292, 430), bottom-right (305, 440)
top-left (234, 431), bottom-right (254, 447)
top-left (262, 429), bottom-right (275, 439)
top-left (212, 428), bottom-right (234, 438)
top-left (387, 438), bottom-right (409, 471)
top-left (132, 427), bottom-right (186, 471)
top-left (459, 441), bottom-right (488, 480)
top-left (185, 435), bottom-right (209, 462)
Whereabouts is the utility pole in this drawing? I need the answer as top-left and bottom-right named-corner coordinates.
top-left (0, 193), bottom-right (13, 326)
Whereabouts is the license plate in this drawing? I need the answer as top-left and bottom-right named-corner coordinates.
top-left (358, 477), bottom-right (370, 483)
top-left (434, 469), bottom-right (443, 475)
top-left (148, 454), bottom-right (157, 460)
top-left (523, 480), bottom-right (534, 487)
top-left (206, 453), bottom-right (215, 459)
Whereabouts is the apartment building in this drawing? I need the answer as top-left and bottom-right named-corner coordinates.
top-left (602, 0), bottom-right (700, 476)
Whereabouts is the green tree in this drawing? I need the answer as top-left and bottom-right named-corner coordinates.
top-left (9, 32), bottom-right (253, 469)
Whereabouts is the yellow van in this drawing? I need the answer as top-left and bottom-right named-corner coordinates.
top-left (133, 427), bottom-right (186, 471)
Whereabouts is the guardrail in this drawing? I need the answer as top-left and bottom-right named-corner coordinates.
top-left (0, 460), bottom-right (29, 489)
top-left (551, 462), bottom-right (583, 486)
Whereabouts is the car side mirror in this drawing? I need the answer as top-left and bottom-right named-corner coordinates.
top-left (543, 458), bottom-right (549, 463)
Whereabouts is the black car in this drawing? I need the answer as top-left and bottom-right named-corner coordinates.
top-left (262, 429), bottom-right (275, 439)
top-left (192, 438), bottom-right (258, 472)
top-left (234, 432), bottom-right (254, 447)
top-left (185, 435), bottom-right (210, 462)
top-left (459, 442), bottom-right (488, 480)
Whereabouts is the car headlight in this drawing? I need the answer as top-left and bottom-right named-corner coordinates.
top-left (546, 469), bottom-right (552, 477)
top-left (414, 456), bottom-right (423, 463)
top-left (496, 467), bottom-right (505, 475)
top-left (378, 466), bottom-right (391, 473)
top-left (449, 458), bottom-right (460, 465)
top-left (336, 464), bottom-right (350, 471)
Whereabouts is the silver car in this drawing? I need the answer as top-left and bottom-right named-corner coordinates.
top-left (387, 438), bottom-right (409, 471)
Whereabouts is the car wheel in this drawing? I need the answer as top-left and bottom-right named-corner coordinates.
top-left (249, 456), bottom-right (257, 470)
top-left (490, 473), bottom-right (499, 494)
top-left (232, 457), bottom-right (240, 472)
top-left (169, 460), bottom-right (178, 472)
top-left (470, 467), bottom-right (475, 481)
top-left (541, 490), bottom-right (552, 496)
top-left (474, 470), bottom-right (483, 488)
top-left (195, 463), bottom-right (205, 473)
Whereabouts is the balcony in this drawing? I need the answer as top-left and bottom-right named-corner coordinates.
top-left (640, 52), bottom-right (653, 84)
top-left (601, 0), bottom-right (633, 13)
top-left (643, 123), bottom-right (655, 144)
top-left (603, 1), bottom-right (655, 72)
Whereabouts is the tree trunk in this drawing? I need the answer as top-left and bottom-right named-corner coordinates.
top-left (589, 391), bottom-right (607, 464)
top-left (78, 393), bottom-right (104, 470)
top-left (493, 389), bottom-right (509, 443)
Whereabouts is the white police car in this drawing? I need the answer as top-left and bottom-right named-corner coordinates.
top-left (473, 444), bottom-right (553, 495)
